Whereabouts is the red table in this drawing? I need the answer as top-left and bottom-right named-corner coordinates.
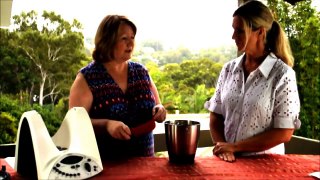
top-left (1, 154), bottom-right (319, 179)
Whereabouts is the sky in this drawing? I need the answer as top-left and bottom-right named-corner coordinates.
top-left (10, 0), bottom-right (320, 51)
top-left (11, 0), bottom-right (239, 50)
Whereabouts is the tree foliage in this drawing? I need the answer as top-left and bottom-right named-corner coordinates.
top-left (11, 10), bottom-right (88, 106)
top-left (0, 94), bottom-right (65, 144)
top-left (0, 112), bottom-right (17, 144)
top-left (145, 59), bottom-right (220, 113)
top-left (0, 29), bottom-right (36, 97)
top-left (141, 39), bottom-right (164, 51)
top-left (268, 0), bottom-right (320, 139)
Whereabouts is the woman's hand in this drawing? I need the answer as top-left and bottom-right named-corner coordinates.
top-left (216, 151), bottom-right (235, 162)
top-left (213, 142), bottom-right (237, 162)
top-left (152, 104), bottom-right (166, 123)
top-left (106, 120), bottom-right (131, 140)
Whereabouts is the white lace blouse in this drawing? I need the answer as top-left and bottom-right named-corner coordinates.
top-left (205, 53), bottom-right (301, 155)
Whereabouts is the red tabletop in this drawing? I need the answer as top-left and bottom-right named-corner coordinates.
top-left (2, 154), bottom-right (319, 179)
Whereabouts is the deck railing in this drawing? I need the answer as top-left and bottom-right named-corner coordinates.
top-left (154, 113), bottom-right (320, 155)
top-left (1, 114), bottom-right (319, 158)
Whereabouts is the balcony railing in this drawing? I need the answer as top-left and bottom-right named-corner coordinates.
top-left (1, 114), bottom-right (319, 158)
top-left (154, 114), bottom-right (320, 155)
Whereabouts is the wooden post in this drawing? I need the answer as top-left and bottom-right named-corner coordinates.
top-left (0, 0), bottom-right (13, 27)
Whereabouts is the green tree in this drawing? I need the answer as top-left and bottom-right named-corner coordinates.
top-left (196, 46), bottom-right (237, 64)
top-left (268, 0), bottom-right (320, 139)
top-left (0, 28), bottom-right (38, 101)
top-left (11, 10), bottom-right (88, 106)
top-left (153, 47), bottom-right (193, 65)
top-left (163, 59), bottom-right (222, 89)
top-left (146, 59), bottom-right (222, 113)
top-left (0, 112), bottom-right (17, 144)
top-left (141, 39), bottom-right (164, 51)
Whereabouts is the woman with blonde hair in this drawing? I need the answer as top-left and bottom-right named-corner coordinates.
top-left (205, 0), bottom-right (300, 162)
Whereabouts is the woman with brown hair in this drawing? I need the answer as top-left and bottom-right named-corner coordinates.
top-left (69, 15), bottom-right (166, 160)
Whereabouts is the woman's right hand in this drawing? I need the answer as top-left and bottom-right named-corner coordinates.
top-left (106, 120), bottom-right (131, 140)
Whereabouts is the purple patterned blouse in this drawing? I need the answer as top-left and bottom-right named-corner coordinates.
top-left (80, 61), bottom-right (156, 160)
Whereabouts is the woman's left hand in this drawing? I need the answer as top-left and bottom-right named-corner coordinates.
top-left (216, 151), bottom-right (235, 162)
top-left (213, 142), bottom-right (237, 162)
top-left (152, 104), bottom-right (166, 123)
